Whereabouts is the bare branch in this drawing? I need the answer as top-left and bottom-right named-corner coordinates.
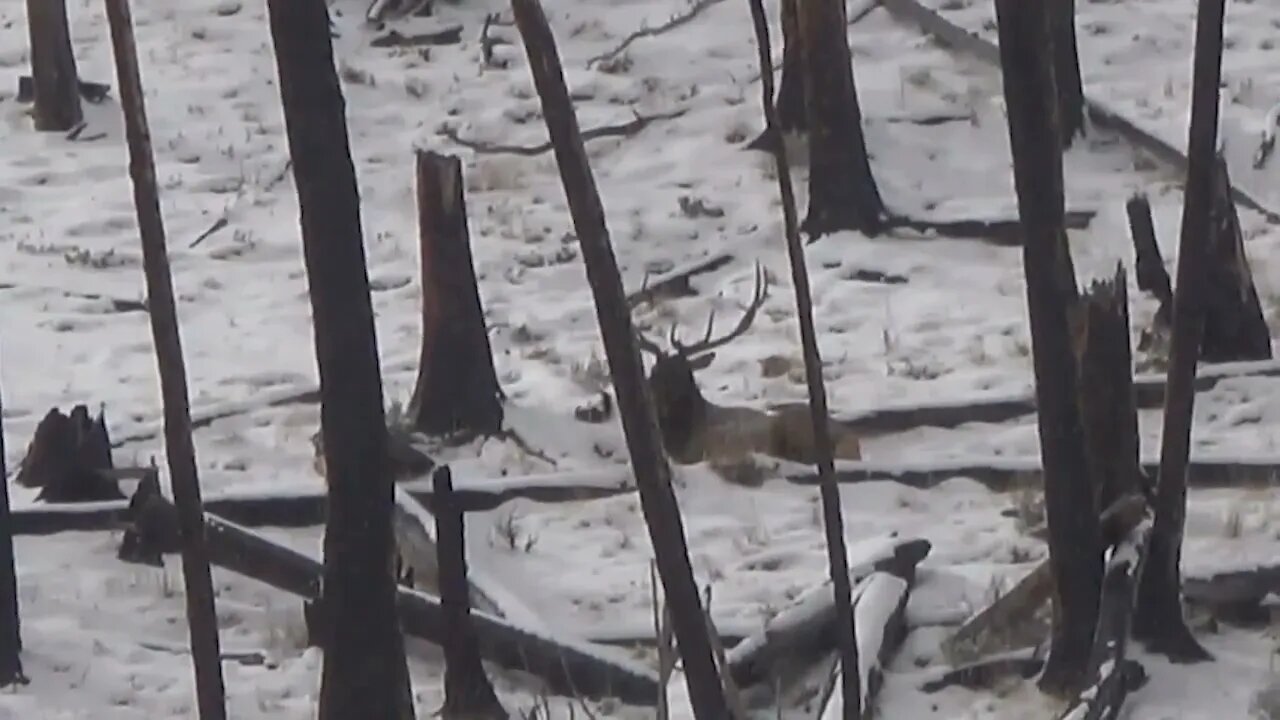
top-left (441, 109), bottom-right (686, 156)
top-left (586, 0), bottom-right (727, 68)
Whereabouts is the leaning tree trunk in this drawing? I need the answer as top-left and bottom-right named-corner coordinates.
top-left (25, 0), bottom-right (82, 131)
top-left (264, 0), bottom-right (416, 717)
top-left (0, 365), bottom-right (23, 687)
top-left (994, 0), bottom-right (1102, 698)
top-left (1048, 0), bottom-right (1085, 148)
top-left (1134, 0), bottom-right (1225, 664)
top-left (798, 0), bottom-right (886, 238)
top-left (104, 0), bottom-right (227, 715)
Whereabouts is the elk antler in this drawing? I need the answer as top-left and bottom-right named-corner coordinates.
top-left (671, 263), bottom-right (769, 358)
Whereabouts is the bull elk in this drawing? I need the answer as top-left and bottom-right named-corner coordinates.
top-left (635, 266), bottom-right (864, 469)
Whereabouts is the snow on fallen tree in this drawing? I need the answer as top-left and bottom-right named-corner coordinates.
top-left (116, 479), bottom-right (660, 705)
top-left (815, 572), bottom-right (911, 719)
top-left (726, 535), bottom-right (930, 689)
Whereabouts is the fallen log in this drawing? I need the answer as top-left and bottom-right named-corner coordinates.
top-left (789, 456), bottom-right (1280, 492)
top-left (118, 486), bottom-right (661, 705)
top-left (625, 252), bottom-right (734, 308)
top-left (884, 210), bottom-right (1096, 246)
top-left (941, 560), bottom-right (1053, 665)
top-left (11, 467), bottom-right (637, 536)
top-left (919, 647), bottom-right (1044, 693)
top-left (814, 572), bottom-right (911, 719)
top-left (877, 0), bottom-right (1280, 224)
top-left (725, 536), bottom-right (930, 688)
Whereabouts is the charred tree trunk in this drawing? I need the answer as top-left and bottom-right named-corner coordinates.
top-left (799, 0), bottom-right (886, 238)
top-left (1048, 0), bottom-right (1085, 148)
top-left (509, 1), bottom-right (729, 716)
top-left (103, 0), bottom-right (226, 715)
top-left (1134, 0), bottom-right (1225, 665)
top-left (1200, 156), bottom-right (1272, 363)
top-left (407, 151), bottom-right (504, 438)
top-left (1126, 194), bottom-right (1174, 332)
top-left (1070, 267), bottom-right (1146, 513)
top-left (994, 0), bottom-right (1102, 697)
top-left (264, 0), bottom-right (416, 717)
top-left (745, 0), bottom-right (859, 715)
top-left (434, 467), bottom-right (507, 719)
top-left (0, 371), bottom-right (24, 687)
top-left (25, 0), bottom-right (82, 131)
top-left (776, 0), bottom-right (805, 133)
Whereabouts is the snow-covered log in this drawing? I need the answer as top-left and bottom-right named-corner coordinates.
top-left (815, 573), bottom-right (910, 719)
top-left (118, 484), bottom-right (661, 705)
top-left (726, 536), bottom-right (929, 688)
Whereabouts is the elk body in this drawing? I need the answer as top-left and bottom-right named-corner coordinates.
top-left (636, 267), bottom-right (864, 469)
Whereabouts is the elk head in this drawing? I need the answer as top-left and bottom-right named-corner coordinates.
top-left (635, 266), bottom-right (770, 463)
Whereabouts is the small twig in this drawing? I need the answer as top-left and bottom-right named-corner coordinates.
top-left (189, 217), bottom-right (229, 249)
top-left (586, 0), bottom-right (726, 68)
top-left (1253, 102), bottom-right (1279, 170)
top-left (190, 160), bottom-right (291, 248)
top-left (442, 109), bottom-right (686, 156)
top-left (481, 13), bottom-right (510, 68)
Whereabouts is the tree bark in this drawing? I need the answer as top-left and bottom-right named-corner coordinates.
top-left (1133, 0), bottom-right (1225, 665)
top-left (993, 0), bottom-right (1102, 697)
top-left (0, 368), bottom-right (24, 687)
top-left (407, 151), bottom-right (504, 437)
top-left (1125, 194), bottom-right (1173, 328)
top-left (434, 467), bottom-right (507, 719)
top-left (509, 1), bottom-right (729, 716)
top-left (264, 0), bottom-right (416, 716)
top-left (776, 0), bottom-right (805, 133)
top-left (745, 0), bottom-right (858, 714)
top-left (1071, 267), bottom-right (1145, 513)
top-left (798, 0), bottom-right (886, 238)
top-left (103, 0), bottom-right (226, 715)
top-left (1048, 0), bottom-right (1085, 147)
top-left (25, 0), bottom-right (82, 131)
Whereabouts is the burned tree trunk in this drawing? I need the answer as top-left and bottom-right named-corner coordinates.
top-left (1048, 0), bottom-right (1085, 147)
top-left (407, 151), bottom-right (504, 438)
top-left (799, 0), bottom-right (886, 238)
top-left (0, 372), bottom-right (24, 687)
top-left (1134, 0), bottom-right (1225, 664)
top-left (434, 467), bottom-right (507, 719)
top-left (509, 0), bottom-right (730, 716)
top-left (25, 0), bottom-right (82, 131)
top-left (776, 0), bottom-right (805, 133)
top-left (994, 0), bottom-right (1102, 697)
top-left (17, 405), bottom-right (123, 503)
top-left (264, 0), bottom-right (416, 717)
top-left (103, 0), bottom-right (226, 715)
top-left (1200, 156), bottom-right (1272, 363)
top-left (1126, 194), bottom-right (1173, 335)
top-left (1070, 267), bottom-right (1146, 513)
top-left (745, 0), bottom-right (861, 713)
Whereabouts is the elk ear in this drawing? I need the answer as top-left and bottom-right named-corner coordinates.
top-left (689, 352), bottom-right (715, 370)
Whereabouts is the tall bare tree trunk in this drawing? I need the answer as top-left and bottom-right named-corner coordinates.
top-left (776, 0), bottom-right (805, 133)
top-left (509, 1), bottom-right (729, 716)
top-left (994, 0), bottom-right (1101, 697)
top-left (1133, 0), bottom-right (1224, 665)
top-left (799, 0), bottom-right (886, 238)
top-left (264, 0), bottom-right (417, 716)
top-left (25, 0), bottom-right (82, 131)
top-left (1049, 0), bottom-right (1085, 147)
top-left (0, 368), bottom-right (24, 688)
top-left (103, 0), bottom-right (226, 715)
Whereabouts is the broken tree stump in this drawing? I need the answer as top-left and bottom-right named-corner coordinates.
top-left (407, 150), bottom-right (504, 438)
top-left (1126, 193), bottom-right (1174, 351)
top-left (118, 483), bottom-right (661, 705)
top-left (1071, 267), bottom-right (1148, 512)
top-left (1201, 156), bottom-right (1272, 363)
top-left (16, 405), bottom-right (124, 502)
top-left (25, 0), bottom-right (83, 131)
top-left (434, 467), bottom-right (507, 719)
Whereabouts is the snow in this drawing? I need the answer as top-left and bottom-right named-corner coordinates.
top-left (0, 0), bottom-right (1278, 716)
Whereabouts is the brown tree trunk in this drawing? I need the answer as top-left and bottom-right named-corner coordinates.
top-left (434, 467), bottom-right (507, 719)
top-left (993, 0), bottom-right (1102, 697)
top-left (264, 0), bottom-right (416, 716)
top-left (1200, 156), bottom-right (1273, 363)
top-left (0, 370), bottom-right (24, 687)
top-left (745, 0), bottom-right (859, 715)
top-left (103, 0), bottom-right (226, 715)
top-left (1134, 0), bottom-right (1225, 665)
top-left (799, 0), bottom-right (886, 238)
top-left (509, 1), bottom-right (729, 716)
top-left (408, 151), bottom-right (504, 437)
top-left (25, 0), bottom-right (82, 131)
top-left (1071, 267), bottom-right (1145, 514)
top-left (1049, 0), bottom-right (1085, 148)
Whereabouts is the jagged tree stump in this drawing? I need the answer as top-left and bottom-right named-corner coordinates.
top-left (1201, 156), bottom-right (1272, 363)
top-left (16, 405), bottom-right (122, 503)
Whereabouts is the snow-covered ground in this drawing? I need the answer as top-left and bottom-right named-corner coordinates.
top-left (0, 0), bottom-right (1278, 716)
